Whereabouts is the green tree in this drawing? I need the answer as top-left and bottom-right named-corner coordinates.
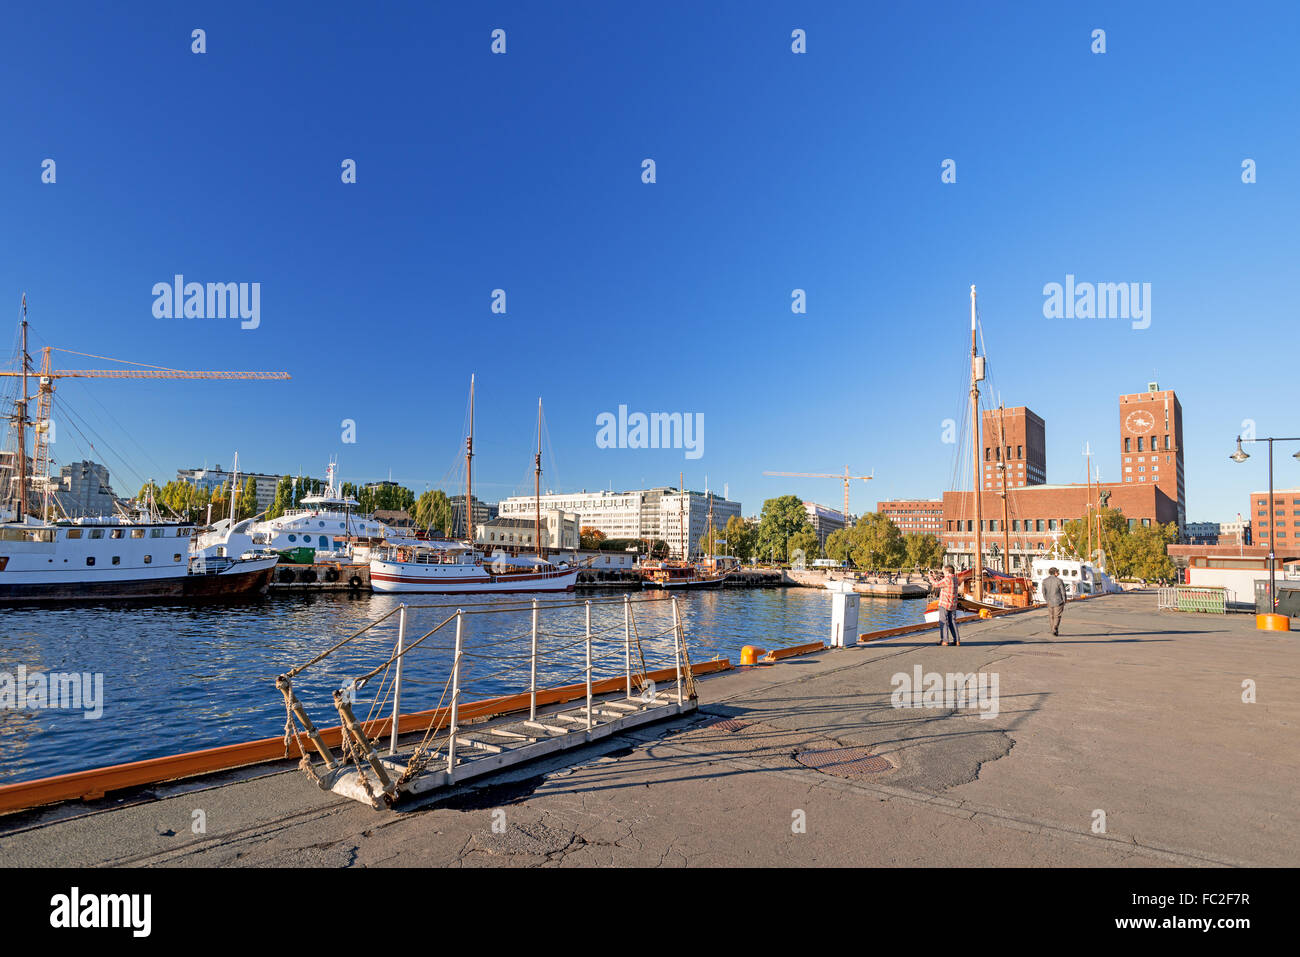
top-left (788, 526), bottom-right (820, 567)
top-left (267, 476), bottom-right (294, 520)
top-left (755, 495), bottom-right (812, 564)
top-left (1061, 507), bottom-right (1176, 580)
top-left (849, 511), bottom-right (905, 570)
top-left (825, 527), bottom-right (852, 564)
top-left (412, 489), bottom-right (454, 535)
top-left (720, 515), bottom-right (755, 563)
top-left (903, 532), bottom-right (946, 571)
top-left (232, 476), bottom-right (257, 521)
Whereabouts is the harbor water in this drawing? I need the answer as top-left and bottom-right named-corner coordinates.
top-left (0, 588), bottom-right (926, 785)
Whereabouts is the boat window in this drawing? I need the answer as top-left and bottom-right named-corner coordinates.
top-left (288, 534), bottom-right (296, 542)
top-left (111, 529), bottom-right (123, 539)
top-left (89, 529), bottom-right (104, 539)
top-left (131, 529), bottom-right (146, 538)
top-left (144, 555), bottom-right (152, 564)
top-left (151, 528), bottom-right (165, 538)
top-left (112, 556), bottom-right (120, 565)
top-left (174, 554), bottom-right (182, 562)
top-left (66, 529), bottom-right (82, 539)
top-left (86, 556), bottom-right (95, 566)
top-left (320, 536), bottom-right (328, 547)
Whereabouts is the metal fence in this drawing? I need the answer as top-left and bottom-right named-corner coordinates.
top-left (1157, 586), bottom-right (1227, 615)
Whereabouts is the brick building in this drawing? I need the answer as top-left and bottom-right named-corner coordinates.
top-left (1250, 488), bottom-right (1300, 552)
top-left (877, 499), bottom-right (944, 535)
top-left (941, 481), bottom-right (1179, 571)
top-left (1118, 383), bottom-right (1185, 530)
top-left (981, 407), bottom-right (1046, 490)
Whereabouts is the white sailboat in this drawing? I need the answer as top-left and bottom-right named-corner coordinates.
top-left (368, 380), bottom-right (579, 594)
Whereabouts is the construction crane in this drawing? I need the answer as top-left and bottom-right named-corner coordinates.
top-left (762, 466), bottom-right (874, 526)
top-left (2, 328), bottom-right (290, 517)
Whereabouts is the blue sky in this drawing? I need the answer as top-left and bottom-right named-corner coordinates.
top-left (2, 1), bottom-right (1296, 521)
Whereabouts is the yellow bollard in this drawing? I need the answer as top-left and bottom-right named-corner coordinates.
top-left (740, 645), bottom-right (767, 665)
top-left (978, 608), bottom-right (991, 619)
top-left (1257, 614), bottom-right (1290, 632)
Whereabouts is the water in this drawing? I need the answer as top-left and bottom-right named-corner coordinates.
top-left (0, 587), bottom-right (925, 784)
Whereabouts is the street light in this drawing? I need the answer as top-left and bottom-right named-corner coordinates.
top-left (1230, 433), bottom-right (1300, 623)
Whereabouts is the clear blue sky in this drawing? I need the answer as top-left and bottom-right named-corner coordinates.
top-left (2, 1), bottom-right (1296, 522)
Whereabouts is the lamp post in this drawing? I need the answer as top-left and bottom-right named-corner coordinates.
top-left (1230, 435), bottom-right (1300, 620)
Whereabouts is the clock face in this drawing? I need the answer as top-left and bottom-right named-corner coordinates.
top-left (1125, 410), bottom-right (1155, 435)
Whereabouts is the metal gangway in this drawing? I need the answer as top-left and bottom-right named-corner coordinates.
top-left (276, 595), bottom-right (698, 809)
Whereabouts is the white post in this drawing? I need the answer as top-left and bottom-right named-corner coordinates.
top-left (672, 597), bottom-right (683, 704)
top-left (623, 593), bottom-right (632, 698)
top-left (529, 598), bottom-right (539, 721)
top-left (389, 603), bottom-right (406, 755)
top-left (448, 609), bottom-right (463, 779)
top-left (585, 600), bottom-right (593, 730)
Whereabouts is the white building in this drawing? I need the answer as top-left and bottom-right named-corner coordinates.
top-left (497, 486), bottom-right (741, 559)
top-left (177, 465), bottom-right (280, 510)
top-left (475, 509), bottom-right (579, 553)
top-left (803, 502), bottom-right (846, 547)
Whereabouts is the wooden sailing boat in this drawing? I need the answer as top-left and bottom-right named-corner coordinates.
top-left (367, 380), bottom-right (580, 593)
top-left (924, 286), bottom-right (1034, 620)
top-left (640, 477), bottom-right (734, 589)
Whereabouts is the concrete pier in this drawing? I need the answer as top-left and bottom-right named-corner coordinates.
top-left (2, 592), bottom-right (1295, 867)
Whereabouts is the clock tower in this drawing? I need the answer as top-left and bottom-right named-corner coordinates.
top-left (1119, 382), bottom-right (1184, 531)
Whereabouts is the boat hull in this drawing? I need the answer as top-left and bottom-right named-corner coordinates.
top-left (369, 560), bottom-right (580, 594)
top-left (641, 575), bottom-right (726, 590)
top-left (0, 556), bottom-right (277, 605)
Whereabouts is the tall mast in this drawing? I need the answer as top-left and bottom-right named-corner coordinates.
top-left (15, 305), bottom-right (30, 522)
top-left (969, 285), bottom-right (984, 600)
top-left (997, 404), bottom-right (1011, 572)
top-left (1084, 444), bottom-right (1093, 558)
top-left (679, 471), bottom-right (685, 561)
top-left (534, 397), bottom-right (544, 560)
top-left (465, 374), bottom-right (475, 545)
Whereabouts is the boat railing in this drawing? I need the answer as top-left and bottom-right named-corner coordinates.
top-left (275, 594), bottom-right (696, 808)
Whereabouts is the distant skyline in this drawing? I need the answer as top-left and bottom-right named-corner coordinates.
top-left (3, 1), bottom-right (1297, 524)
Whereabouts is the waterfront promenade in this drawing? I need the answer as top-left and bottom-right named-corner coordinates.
top-left (1, 592), bottom-right (1295, 867)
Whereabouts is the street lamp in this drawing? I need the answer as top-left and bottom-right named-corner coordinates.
top-left (1230, 433), bottom-right (1300, 622)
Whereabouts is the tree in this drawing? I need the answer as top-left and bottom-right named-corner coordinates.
top-left (581, 526), bottom-right (607, 550)
top-left (903, 532), bottom-right (946, 571)
top-left (849, 512), bottom-right (905, 570)
top-left (236, 476), bottom-right (260, 521)
top-left (788, 526), bottom-right (820, 567)
top-left (1060, 507), bottom-right (1176, 580)
top-left (267, 475), bottom-right (294, 520)
top-left (412, 489), bottom-right (454, 536)
top-left (719, 515), bottom-right (755, 563)
top-left (755, 495), bottom-right (813, 564)
top-left (825, 527), bottom-right (852, 564)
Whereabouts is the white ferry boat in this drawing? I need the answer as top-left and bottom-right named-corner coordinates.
top-left (368, 540), bottom-right (579, 594)
top-left (1029, 554), bottom-right (1120, 600)
top-left (196, 463), bottom-right (393, 560)
top-left (0, 514), bottom-right (277, 604)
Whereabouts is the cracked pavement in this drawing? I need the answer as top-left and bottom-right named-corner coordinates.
top-left (1, 592), bottom-right (1296, 867)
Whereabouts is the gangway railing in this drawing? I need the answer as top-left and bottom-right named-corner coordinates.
top-left (275, 594), bottom-right (698, 808)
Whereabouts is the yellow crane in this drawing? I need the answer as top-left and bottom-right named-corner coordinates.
top-left (3, 320), bottom-right (290, 519)
top-left (762, 466), bottom-right (874, 526)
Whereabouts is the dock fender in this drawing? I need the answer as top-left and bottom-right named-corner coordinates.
top-left (348, 574), bottom-right (364, 589)
top-left (324, 567), bottom-right (340, 582)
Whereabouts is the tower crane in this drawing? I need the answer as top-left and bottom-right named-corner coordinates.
top-left (762, 466), bottom-right (874, 526)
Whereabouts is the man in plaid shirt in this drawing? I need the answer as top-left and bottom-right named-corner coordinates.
top-left (932, 564), bottom-right (961, 646)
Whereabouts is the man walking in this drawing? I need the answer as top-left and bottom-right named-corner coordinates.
top-left (1042, 566), bottom-right (1067, 636)
top-left (932, 564), bottom-right (960, 646)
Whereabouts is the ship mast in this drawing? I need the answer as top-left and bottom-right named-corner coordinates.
top-left (679, 471), bottom-right (685, 561)
top-left (15, 306), bottom-right (30, 522)
top-left (534, 397), bottom-right (544, 560)
top-left (997, 403), bottom-right (1011, 572)
top-left (969, 285), bottom-right (985, 600)
top-left (465, 374), bottom-right (475, 546)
